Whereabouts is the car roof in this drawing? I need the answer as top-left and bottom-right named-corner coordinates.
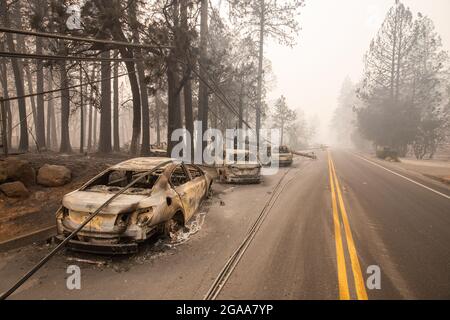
top-left (112, 157), bottom-right (175, 171)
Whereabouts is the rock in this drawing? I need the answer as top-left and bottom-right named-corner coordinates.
top-left (4, 157), bottom-right (36, 186)
top-left (34, 191), bottom-right (48, 201)
top-left (0, 181), bottom-right (30, 198)
top-left (0, 161), bottom-right (7, 183)
top-left (37, 164), bottom-right (71, 187)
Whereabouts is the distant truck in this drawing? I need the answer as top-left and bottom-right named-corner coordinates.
top-left (376, 146), bottom-right (399, 161)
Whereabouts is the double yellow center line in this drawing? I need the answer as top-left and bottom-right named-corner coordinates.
top-left (328, 151), bottom-right (368, 300)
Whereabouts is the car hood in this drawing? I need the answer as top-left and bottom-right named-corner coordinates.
top-left (62, 190), bottom-right (149, 214)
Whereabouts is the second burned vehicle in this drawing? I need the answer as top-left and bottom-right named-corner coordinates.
top-left (56, 158), bottom-right (212, 254)
top-left (216, 149), bottom-right (262, 184)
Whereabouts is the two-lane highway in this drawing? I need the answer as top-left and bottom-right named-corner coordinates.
top-left (0, 149), bottom-right (448, 300)
top-left (330, 150), bottom-right (450, 299)
top-left (217, 150), bottom-right (450, 299)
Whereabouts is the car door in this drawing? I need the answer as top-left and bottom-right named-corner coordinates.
top-left (186, 164), bottom-right (208, 202)
top-left (170, 164), bottom-right (196, 221)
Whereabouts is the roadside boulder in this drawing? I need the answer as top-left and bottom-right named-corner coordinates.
top-left (4, 157), bottom-right (36, 186)
top-left (0, 181), bottom-right (30, 198)
top-left (34, 191), bottom-right (48, 201)
top-left (37, 164), bottom-right (71, 187)
top-left (0, 161), bottom-right (7, 183)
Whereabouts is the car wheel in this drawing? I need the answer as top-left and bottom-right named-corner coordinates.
top-left (207, 182), bottom-right (213, 198)
top-left (163, 217), bottom-right (182, 239)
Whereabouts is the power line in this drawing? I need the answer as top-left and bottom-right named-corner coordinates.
top-left (0, 26), bottom-right (173, 50)
top-left (2, 71), bottom-right (134, 102)
top-left (198, 62), bottom-right (248, 126)
top-left (3, 71), bottom-right (134, 145)
top-left (187, 60), bottom-right (253, 130)
top-left (1, 31), bottom-right (268, 144)
top-left (1, 30), bottom-right (249, 130)
top-left (0, 160), bottom-right (174, 300)
top-left (187, 60), bottom-right (273, 146)
top-left (183, 63), bottom-right (241, 123)
top-left (0, 51), bottom-right (139, 63)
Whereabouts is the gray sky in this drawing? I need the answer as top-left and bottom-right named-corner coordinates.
top-left (265, 0), bottom-right (450, 143)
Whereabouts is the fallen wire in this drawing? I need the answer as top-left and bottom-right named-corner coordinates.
top-left (0, 51), bottom-right (140, 63)
top-left (203, 167), bottom-right (293, 299)
top-left (0, 160), bottom-right (174, 300)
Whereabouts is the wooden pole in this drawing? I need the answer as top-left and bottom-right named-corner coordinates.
top-left (79, 62), bottom-right (84, 153)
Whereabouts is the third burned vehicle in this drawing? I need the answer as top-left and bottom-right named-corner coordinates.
top-left (269, 145), bottom-right (294, 167)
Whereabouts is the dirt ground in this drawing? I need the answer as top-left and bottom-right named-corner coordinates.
top-left (397, 157), bottom-right (450, 184)
top-left (0, 152), bottom-right (132, 243)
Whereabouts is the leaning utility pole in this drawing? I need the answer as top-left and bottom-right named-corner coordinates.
top-left (0, 97), bottom-right (8, 156)
top-left (79, 62), bottom-right (84, 154)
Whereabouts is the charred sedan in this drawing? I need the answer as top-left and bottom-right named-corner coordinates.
top-left (217, 149), bottom-right (262, 184)
top-left (56, 158), bottom-right (212, 254)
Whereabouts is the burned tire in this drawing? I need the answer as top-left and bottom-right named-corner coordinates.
top-left (207, 182), bottom-right (213, 199)
top-left (162, 213), bottom-right (183, 239)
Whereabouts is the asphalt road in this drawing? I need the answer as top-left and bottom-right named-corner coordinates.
top-left (0, 150), bottom-right (449, 299)
top-left (218, 150), bottom-right (450, 299)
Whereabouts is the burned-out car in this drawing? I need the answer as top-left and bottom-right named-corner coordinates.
top-left (56, 158), bottom-right (212, 254)
top-left (272, 145), bottom-right (294, 167)
top-left (216, 149), bottom-right (262, 184)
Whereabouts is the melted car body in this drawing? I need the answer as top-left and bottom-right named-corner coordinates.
top-left (56, 158), bottom-right (212, 254)
top-left (217, 149), bottom-right (262, 184)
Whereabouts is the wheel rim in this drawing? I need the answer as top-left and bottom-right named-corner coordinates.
top-left (165, 218), bottom-right (180, 238)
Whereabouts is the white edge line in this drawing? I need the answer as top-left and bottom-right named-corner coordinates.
top-left (353, 154), bottom-right (450, 200)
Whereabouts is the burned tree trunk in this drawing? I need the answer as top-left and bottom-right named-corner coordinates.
top-left (122, 54), bottom-right (141, 156)
top-left (155, 91), bottom-right (162, 146)
top-left (166, 0), bottom-right (182, 156)
top-left (256, 0), bottom-right (265, 149)
top-left (128, 1), bottom-right (150, 156)
top-left (93, 104), bottom-right (98, 150)
top-left (59, 60), bottom-right (72, 153)
top-left (167, 52), bottom-right (181, 155)
top-left (1, 0), bottom-right (29, 152)
top-left (181, 0), bottom-right (194, 160)
top-left (87, 66), bottom-right (96, 152)
top-left (46, 69), bottom-right (58, 150)
top-left (36, 36), bottom-right (46, 150)
top-left (24, 64), bottom-right (38, 141)
top-left (98, 50), bottom-right (112, 153)
top-left (79, 63), bottom-right (85, 154)
top-left (113, 52), bottom-right (120, 152)
top-left (91, 0), bottom-right (141, 155)
top-left (0, 42), bottom-right (11, 149)
top-left (198, 0), bottom-right (209, 155)
top-left (35, 0), bottom-right (47, 150)
top-left (138, 60), bottom-right (150, 156)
